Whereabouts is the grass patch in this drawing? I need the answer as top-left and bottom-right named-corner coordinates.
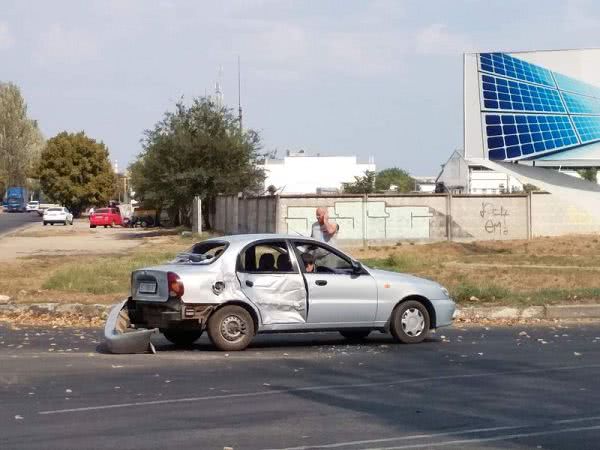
top-left (452, 282), bottom-right (511, 303)
top-left (43, 249), bottom-right (178, 295)
top-left (362, 254), bottom-right (424, 272)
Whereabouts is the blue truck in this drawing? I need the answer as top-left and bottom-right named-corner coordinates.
top-left (4, 186), bottom-right (29, 212)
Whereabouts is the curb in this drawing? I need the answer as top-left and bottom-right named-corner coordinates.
top-left (455, 304), bottom-right (600, 320)
top-left (2, 302), bottom-right (600, 322)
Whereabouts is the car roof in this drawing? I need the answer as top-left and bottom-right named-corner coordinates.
top-left (204, 234), bottom-right (321, 244)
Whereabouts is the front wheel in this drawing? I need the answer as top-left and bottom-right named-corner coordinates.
top-left (162, 330), bottom-right (203, 346)
top-left (207, 305), bottom-right (255, 351)
top-left (90, 224), bottom-right (96, 228)
top-left (43, 222), bottom-right (47, 226)
top-left (390, 300), bottom-right (430, 344)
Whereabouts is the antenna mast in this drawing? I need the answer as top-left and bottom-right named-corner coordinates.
top-left (238, 55), bottom-right (243, 131)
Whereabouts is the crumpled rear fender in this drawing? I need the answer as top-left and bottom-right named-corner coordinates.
top-left (104, 299), bottom-right (157, 354)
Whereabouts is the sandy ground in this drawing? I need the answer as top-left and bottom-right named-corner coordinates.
top-left (0, 220), bottom-right (147, 261)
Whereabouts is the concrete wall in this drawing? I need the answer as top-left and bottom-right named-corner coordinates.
top-left (212, 192), bottom-right (600, 243)
top-left (531, 192), bottom-right (600, 236)
top-left (451, 195), bottom-right (528, 240)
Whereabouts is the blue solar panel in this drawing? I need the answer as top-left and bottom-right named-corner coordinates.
top-left (561, 91), bottom-right (600, 114)
top-left (481, 74), bottom-right (565, 113)
top-left (554, 72), bottom-right (600, 99)
top-left (572, 116), bottom-right (600, 143)
top-left (485, 114), bottom-right (579, 160)
top-left (479, 53), bottom-right (555, 87)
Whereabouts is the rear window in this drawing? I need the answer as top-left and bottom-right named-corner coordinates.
top-left (28, 201), bottom-right (39, 204)
top-left (47, 208), bottom-right (62, 212)
top-left (96, 208), bottom-right (109, 213)
top-left (172, 241), bottom-right (228, 265)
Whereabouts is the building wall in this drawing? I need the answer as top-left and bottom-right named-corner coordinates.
top-left (259, 156), bottom-right (376, 194)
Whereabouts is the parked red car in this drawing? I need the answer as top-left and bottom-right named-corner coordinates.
top-left (89, 208), bottom-right (123, 228)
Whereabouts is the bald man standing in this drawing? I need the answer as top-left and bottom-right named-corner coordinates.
top-left (311, 207), bottom-right (339, 243)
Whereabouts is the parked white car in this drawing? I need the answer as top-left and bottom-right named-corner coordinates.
top-left (26, 201), bottom-right (40, 212)
top-left (43, 207), bottom-right (74, 226)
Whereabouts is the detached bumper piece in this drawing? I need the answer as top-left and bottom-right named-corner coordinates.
top-left (104, 299), bottom-right (157, 354)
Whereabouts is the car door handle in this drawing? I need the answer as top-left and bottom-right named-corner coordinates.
top-left (245, 280), bottom-right (254, 287)
top-left (315, 280), bottom-right (327, 286)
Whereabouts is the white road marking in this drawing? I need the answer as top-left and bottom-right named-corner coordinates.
top-left (261, 426), bottom-right (529, 450)
top-left (554, 415), bottom-right (600, 424)
top-left (38, 363), bottom-right (600, 415)
top-left (367, 424), bottom-right (600, 449)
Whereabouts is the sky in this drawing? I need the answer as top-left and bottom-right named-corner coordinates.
top-left (2, 0), bottom-right (600, 176)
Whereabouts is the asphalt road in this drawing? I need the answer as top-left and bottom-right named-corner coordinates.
top-left (0, 210), bottom-right (40, 235)
top-left (1, 323), bottom-right (600, 450)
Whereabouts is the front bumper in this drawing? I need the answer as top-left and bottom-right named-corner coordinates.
top-left (432, 299), bottom-right (456, 328)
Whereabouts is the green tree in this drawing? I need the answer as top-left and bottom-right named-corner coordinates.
top-left (130, 97), bottom-right (266, 227)
top-left (342, 170), bottom-right (376, 194)
top-left (577, 168), bottom-right (598, 183)
top-left (375, 167), bottom-right (414, 192)
top-left (38, 132), bottom-right (116, 216)
top-left (0, 83), bottom-right (44, 191)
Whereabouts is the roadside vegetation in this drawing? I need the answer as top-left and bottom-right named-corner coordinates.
top-left (2, 232), bottom-right (600, 307)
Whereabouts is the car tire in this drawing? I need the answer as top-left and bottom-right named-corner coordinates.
top-left (162, 330), bottom-right (203, 346)
top-left (104, 225), bottom-right (107, 228)
top-left (90, 225), bottom-right (96, 228)
top-left (43, 222), bottom-right (47, 226)
top-left (70, 219), bottom-right (74, 225)
top-left (50, 223), bottom-right (54, 226)
top-left (207, 305), bottom-right (255, 351)
top-left (63, 221), bottom-right (67, 226)
top-left (339, 329), bottom-right (371, 340)
top-left (390, 300), bottom-right (430, 344)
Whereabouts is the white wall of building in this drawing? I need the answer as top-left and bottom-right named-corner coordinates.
top-left (469, 167), bottom-right (523, 194)
top-left (259, 154), bottom-right (376, 194)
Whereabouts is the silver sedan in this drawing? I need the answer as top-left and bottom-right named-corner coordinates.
top-left (105, 234), bottom-right (456, 353)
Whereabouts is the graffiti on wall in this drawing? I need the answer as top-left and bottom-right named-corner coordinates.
top-left (285, 201), bottom-right (432, 240)
top-left (480, 202), bottom-right (509, 235)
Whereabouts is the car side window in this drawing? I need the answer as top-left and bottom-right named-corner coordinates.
top-left (239, 241), bottom-right (297, 274)
top-left (292, 241), bottom-right (353, 274)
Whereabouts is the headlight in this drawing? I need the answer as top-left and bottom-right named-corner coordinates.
top-left (440, 286), bottom-right (450, 298)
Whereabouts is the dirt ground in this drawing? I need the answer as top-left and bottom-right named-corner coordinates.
top-left (0, 220), bottom-right (149, 261)
top-left (1, 224), bottom-right (600, 308)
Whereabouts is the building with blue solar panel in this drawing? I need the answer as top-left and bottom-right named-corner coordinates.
top-left (437, 49), bottom-right (600, 196)
top-left (464, 48), bottom-right (600, 167)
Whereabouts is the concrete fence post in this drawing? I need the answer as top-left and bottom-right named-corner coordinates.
top-left (446, 192), bottom-right (453, 241)
top-left (526, 191), bottom-right (532, 240)
top-left (192, 196), bottom-right (202, 234)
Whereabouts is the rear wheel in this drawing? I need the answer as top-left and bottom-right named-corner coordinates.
top-left (339, 329), bottom-right (371, 341)
top-left (63, 220), bottom-right (67, 226)
top-left (207, 305), bottom-right (255, 351)
top-left (90, 224), bottom-right (96, 228)
top-left (390, 300), bottom-right (430, 344)
top-left (43, 221), bottom-right (47, 226)
top-left (162, 330), bottom-right (203, 346)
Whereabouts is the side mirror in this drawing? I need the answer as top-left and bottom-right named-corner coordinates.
top-left (351, 260), bottom-right (363, 273)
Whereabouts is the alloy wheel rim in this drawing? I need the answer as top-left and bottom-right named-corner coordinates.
top-left (401, 308), bottom-right (425, 337)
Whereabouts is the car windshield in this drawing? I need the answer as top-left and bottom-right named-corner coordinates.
top-left (28, 201), bottom-right (38, 204)
top-left (47, 208), bottom-right (62, 212)
top-left (172, 241), bottom-right (228, 265)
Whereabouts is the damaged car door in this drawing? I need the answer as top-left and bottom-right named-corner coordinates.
top-left (237, 240), bottom-right (307, 324)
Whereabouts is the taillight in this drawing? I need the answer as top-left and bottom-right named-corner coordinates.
top-left (167, 272), bottom-right (184, 298)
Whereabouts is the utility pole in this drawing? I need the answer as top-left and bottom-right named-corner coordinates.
top-left (238, 55), bottom-right (243, 131)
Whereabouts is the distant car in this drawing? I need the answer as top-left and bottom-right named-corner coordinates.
top-left (104, 234), bottom-right (456, 353)
top-left (89, 207), bottom-right (123, 228)
top-left (26, 201), bottom-right (40, 212)
top-left (43, 207), bottom-right (74, 226)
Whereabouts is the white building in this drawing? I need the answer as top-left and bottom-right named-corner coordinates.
top-left (259, 150), bottom-right (376, 194)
